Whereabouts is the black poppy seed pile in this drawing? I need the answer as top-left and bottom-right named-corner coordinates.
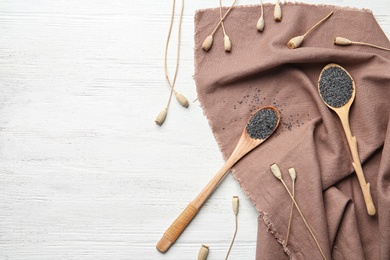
top-left (225, 86), bottom-right (315, 134)
top-left (225, 86), bottom-right (312, 133)
top-left (319, 66), bottom-right (353, 108)
top-left (246, 108), bottom-right (278, 140)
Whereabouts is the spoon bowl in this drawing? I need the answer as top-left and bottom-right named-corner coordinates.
top-left (157, 106), bottom-right (280, 253)
top-left (319, 63), bottom-right (356, 112)
top-left (318, 63), bottom-right (375, 216)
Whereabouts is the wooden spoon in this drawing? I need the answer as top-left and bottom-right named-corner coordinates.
top-left (156, 106), bottom-right (280, 253)
top-left (318, 63), bottom-right (376, 216)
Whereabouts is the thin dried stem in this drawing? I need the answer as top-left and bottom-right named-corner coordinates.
top-left (303, 11), bottom-right (333, 37)
top-left (351, 41), bottom-right (390, 52)
top-left (164, 0), bottom-right (182, 95)
top-left (163, 0), bottom-right (185, 110)
top-left (286, 179), bottom-right (295, 245)
top-left (219, 0), bottom-right (227, 36)
top-left (280, 180), bottom-right (327, 260)
top-left (156, 0), bottom-right (185, 125)
top-left (260, 0), bottom-right (264, 16)
top-left (225, 214), bottom-right (238, 260)
top-left (210, 0), bottom-right (236, 36)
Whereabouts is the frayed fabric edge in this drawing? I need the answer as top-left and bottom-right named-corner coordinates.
top-left (260, 211), bottom-right (293, 259)
top-left (194, 2), bottom-right (372, 16)
top-left (286, 1), bottom-right (372, 13)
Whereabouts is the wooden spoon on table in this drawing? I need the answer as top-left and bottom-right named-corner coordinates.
top-left (156, 106), bottom-right (281, 253)
top-left (318, 63), bottom-right (376, 216)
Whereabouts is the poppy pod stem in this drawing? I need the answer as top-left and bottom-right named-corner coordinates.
top-left (303, 11), bottom-right (333, 38)
top-left (219, 0), bottom-right (227, 37)
top-left (287, 11), bottom-right (333, 49)
top-left (202, 0), bottom-right (236, 52)
top-left (286, 168), bottom-right (297, 245)
top-left (269, 164), bottom-right (327, 260)
top-left (156, 0), bottom-right (189, 126)
top-left (211, 0), bottom-right (236, 36)
top-left (334, 36), bottom-right (390, 52)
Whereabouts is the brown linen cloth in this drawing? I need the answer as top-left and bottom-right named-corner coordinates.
top-left (194, 3), bottom-right (390, 260)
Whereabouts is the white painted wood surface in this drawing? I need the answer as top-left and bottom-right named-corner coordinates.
top-left (0, 1), bottom-right (388, 259)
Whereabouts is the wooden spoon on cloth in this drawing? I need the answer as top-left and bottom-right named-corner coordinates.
top-left (156, 106), bottom-right (281, 253)
top-left (318, 63), bottom-right (376, 216)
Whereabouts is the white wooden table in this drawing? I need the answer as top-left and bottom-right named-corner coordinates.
top-left (0, 1), bottom-right (389, 259)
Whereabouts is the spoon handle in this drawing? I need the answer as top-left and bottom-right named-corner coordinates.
top-left (351, 148), bottom-right (376, 216)
top-left (156, 131), bottom-right (262, 253)
top-left (156, 202), bottom-right (199, 253)
top-left (337, 111), bottom-right (376, 216)
top-left (156, 160), bottom-right (234, 253)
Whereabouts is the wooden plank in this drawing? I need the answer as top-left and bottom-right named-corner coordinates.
top-left (0, 0), bottom-right (388, 259)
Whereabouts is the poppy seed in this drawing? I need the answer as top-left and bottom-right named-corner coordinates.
top-left (319, 66), bottom-right (353, 108)
top-left (246, 108), bottom-right (278, 140)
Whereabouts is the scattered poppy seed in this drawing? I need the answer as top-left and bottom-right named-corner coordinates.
top-left (319, 66), bottom-right (353, 108)
top-left (246, 108), bottom-right (278, 140)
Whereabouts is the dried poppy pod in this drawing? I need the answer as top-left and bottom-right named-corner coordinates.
top-left (232, 196), bottom-right (239, 215)
top-left (257, 0), bottom-right (265, 32)
top-left (175, 92), bottom-right (189, 108)
top-left (202, 35), bottom-right (213, 51)
top-left (198, 244), bottom-right (209, 260)
top-left (288, 35), bottom-right (304, 49)
top-left (288, 167), bottom-right (297, 181)
top-left (270, 163), bottom-right (282, 179)
top-left (224, 35), bottom-right (232, 52)
top-left (257, 15), bottom-right (265, 32)
top-left (155, 108), bottom-right (167, 126)
top-left (334, 37), bottom-right (352, 45)
top-left (274, 2), bottom-right (282, 22)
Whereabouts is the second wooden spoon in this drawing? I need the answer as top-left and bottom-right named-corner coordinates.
top-left (318, 63), bottom-right (375, 216)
